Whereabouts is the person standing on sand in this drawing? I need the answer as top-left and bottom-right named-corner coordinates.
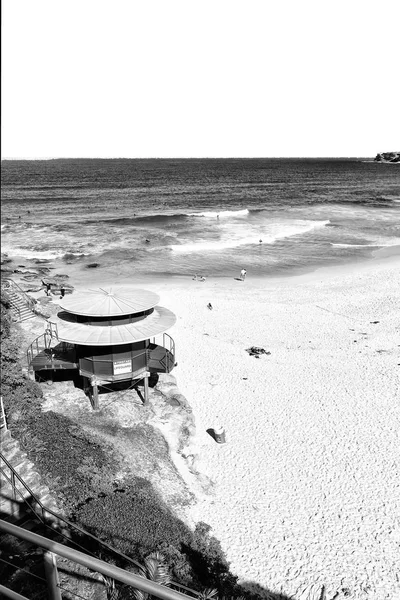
top-left (240, 269), bottom-right (247, 281)
top-left (42, 280), bottom-right (51, 295)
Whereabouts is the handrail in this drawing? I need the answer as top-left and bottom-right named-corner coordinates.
top-left (45, 321), bottom-right (59, 339)
top-left (150, 333), bottom-right (176, 373)
top-left (2, 278), bottom-right (36, 310)
top-left (0, 584), bottom-right (29, 600)
top-left (0, 452), bottom-right (144, 572)
top-left (0, 521), bottom-right (193, 600)
top-left (26, 332), bottom-right (52, 367)
top-left (0, 452), bottom-right (200, 597)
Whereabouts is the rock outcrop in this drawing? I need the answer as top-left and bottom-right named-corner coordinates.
top-left (374, 152), bottom-right (400, 163)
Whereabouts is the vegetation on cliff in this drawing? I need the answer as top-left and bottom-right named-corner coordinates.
top-left (0, 291), bottom-right (269, 598)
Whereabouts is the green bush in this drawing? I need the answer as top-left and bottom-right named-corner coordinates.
top-left (75, 489), bottom-right (238, 591)
top-left (1, 292), bottom-right (44, 422)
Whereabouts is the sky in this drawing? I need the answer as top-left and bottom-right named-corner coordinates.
top-left (1, 0), bottom-right (399, 159)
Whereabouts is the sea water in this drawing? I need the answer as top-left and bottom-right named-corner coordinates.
top-left (1, 158), bottom-right (399, 284)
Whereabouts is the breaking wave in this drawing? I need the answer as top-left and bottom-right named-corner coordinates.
top-left (171, 220), bottom-right (330, 253)
top-left (187, 209), bottom-right (250, 218)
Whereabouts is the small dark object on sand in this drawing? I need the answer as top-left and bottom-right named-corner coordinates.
top-left (207, 303), bottom-right (213, 310)
top-left (246, 346), bottom-right (271, 357)
top-left (145, 239), bottom-right (150, 243)
top-left (86, 263), bottom-right (100, 269)
top-left (370, 321), bottom-right (380, 324)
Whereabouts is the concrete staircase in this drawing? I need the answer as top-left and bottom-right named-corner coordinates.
top-left (7, 290), bottom-right (36, 322)
top-left (0, 429), bottom-right (64, 599)
top-left (0, 429), bottom-right (61, 523)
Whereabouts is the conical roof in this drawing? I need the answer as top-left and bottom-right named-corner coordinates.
top-left (53, 305), bottom-right (176, 346)
top-left (59, 286), bottom-right (160, 317)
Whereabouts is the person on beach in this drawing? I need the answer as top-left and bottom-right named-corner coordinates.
top-left (207, 303), bottom-right (213, 310)
top-left (42, 280), bottom-right (52, 295)
top-left (240, 269), bottom-right (247, 281)
top-left (60, 285), bottom-right (65, 299)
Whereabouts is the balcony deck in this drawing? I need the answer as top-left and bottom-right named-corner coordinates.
top-left (30, 345), bottom-right (78, 371)
top-left (29, 343), bottom-right (174, 375)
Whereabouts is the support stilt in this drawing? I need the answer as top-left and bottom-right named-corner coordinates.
top-left (143, 375), bottom-right (149, 405)
top-left (43, 551), bottom-right (62, 600)
top-left (92, 382), bottom-right (99, 410)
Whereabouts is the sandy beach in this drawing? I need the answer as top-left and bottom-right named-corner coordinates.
top-left (130, 253), bottom-right (399, 599)
top-left (8, 251), bottom-right (400, 599)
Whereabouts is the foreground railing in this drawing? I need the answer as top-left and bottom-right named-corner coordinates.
top-left (0, 452), bottom-right (200, 598)
top-left (0, 521), bottom-right (194, 600)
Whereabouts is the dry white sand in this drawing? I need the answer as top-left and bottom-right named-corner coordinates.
top-left (135, 255), bottom-right (399, 599)
top-left (21, 254), bottom-right (400, 598)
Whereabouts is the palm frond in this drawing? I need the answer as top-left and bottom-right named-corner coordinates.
top-left (144, 551), bottom-right (171, 585)
top-left (197, 588), bottom-right (218, 600)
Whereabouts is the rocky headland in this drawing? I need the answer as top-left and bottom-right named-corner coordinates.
top-left (374, 151), bottom-right (400, 163)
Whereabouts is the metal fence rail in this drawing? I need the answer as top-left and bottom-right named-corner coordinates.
top-left (0, 521), bottom-right (194, 600)
top-left (0, 452), bottom-right (200, 598)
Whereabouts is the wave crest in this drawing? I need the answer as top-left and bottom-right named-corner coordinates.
top-left (171, 219), bottom-right (330, 253)
top-left (188, 209), bottom-right (249, 218)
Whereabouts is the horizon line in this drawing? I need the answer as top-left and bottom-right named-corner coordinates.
top-left (1, 155), bottom-right (378, 161)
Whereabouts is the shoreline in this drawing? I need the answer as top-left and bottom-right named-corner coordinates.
top-left (4, 241), bottom-right (399, 292)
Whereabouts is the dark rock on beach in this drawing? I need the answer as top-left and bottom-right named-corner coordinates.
top-left (86, 262), bottom-right (100, 269)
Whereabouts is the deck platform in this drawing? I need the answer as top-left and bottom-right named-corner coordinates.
top-left (30, 346), bottom-right (78, 372)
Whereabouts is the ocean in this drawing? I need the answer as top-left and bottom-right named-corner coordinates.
top-left (1, 158), bottom-right (400, 285)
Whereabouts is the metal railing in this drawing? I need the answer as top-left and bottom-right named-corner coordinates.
top-left (0, 452), bottom-right (200, 598)
top-left (45, 321), bottom-right (59, 339)
top-left (26, 332), bottom-right (52, 367)
top-left (150, 333), bottom-right (176, 373)
top-left (0, 520), bottom-right (195, 600)
top-left (1, 278), bottom-right (37, 310)
top-left (0, 396), bottom-right (7, 432)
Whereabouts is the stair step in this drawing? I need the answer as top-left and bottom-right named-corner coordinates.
top-left (1, 437), bottom-right (19, 452)
top-left (14, 463), bottom-right (38, 483)
top-left (20, 473), bottom-right (42, 491)
top-left (38, 495), bottom-right (59, 511)
top-left (0, 429), bottom-right (12, 441)
top-left (3, 449), bottom-right (28, 468)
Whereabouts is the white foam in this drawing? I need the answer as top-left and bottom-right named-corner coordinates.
top-left (332, 241), bottom-right (400, 248)
top-left (63, 251), bottom-right (89, 257)
top-left (11, 248), bottom-right (66, 260)
top-left (188, 209), bottom-right (250, 218)
top-left (171, 219), bottom-right (330, 254)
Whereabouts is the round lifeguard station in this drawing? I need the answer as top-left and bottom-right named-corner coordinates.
top-left (27, 286), bottom-right (176, 408)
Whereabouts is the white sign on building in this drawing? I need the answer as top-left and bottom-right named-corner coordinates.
top-left (113, 359), bottom-right (132, 375)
